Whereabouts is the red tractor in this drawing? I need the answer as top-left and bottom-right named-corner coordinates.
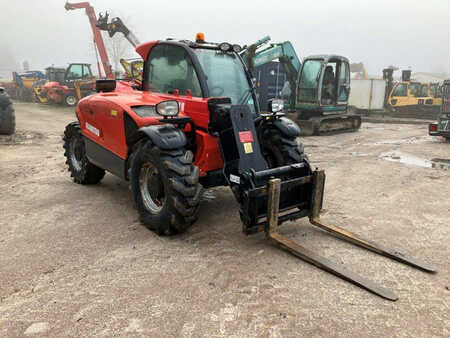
top-left (34, 63), bottom-right (95, 106)
top-left (63, 36), bottom-right (435, 300)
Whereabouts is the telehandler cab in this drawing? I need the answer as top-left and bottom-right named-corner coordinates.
top-left (64, 35), bottom-right (435, 300)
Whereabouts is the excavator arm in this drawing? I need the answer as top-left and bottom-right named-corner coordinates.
top-left (241, 36), bottom-right (301, 111)
top-left (96, 13), bottom-right (140, 48)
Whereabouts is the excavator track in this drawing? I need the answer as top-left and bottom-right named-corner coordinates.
top-left (287, 113), bottom-right (361, 136)
top-left (264, 175), bottom-right (436, 300)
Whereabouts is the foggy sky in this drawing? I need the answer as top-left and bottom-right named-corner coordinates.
top-left (1, 0), bottom-right (449, 77)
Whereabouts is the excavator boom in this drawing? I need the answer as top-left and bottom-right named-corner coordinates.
top-left (96, 13), bottom-right (140, 48)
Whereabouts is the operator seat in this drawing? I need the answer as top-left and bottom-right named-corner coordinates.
top-left (322, 66), bottom-right (335, 103)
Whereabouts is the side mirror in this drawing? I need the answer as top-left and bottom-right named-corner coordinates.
top-left (268, 98), bottom-right (284, 113)
top-left (96, 79), bottom-right (116, 93)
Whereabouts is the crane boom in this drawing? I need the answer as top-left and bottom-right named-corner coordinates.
top-left (65, 1), bottom-right (113, 78)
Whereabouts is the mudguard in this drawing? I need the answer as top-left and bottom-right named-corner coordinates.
top-left (273, 116), bottom-right (301, 138)
top-left (138, 124), bottom-right (186, 150)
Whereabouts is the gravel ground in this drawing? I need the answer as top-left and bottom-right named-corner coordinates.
top-left (0, 102), bottom-right (449, 337)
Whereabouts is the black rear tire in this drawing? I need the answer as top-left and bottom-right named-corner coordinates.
top-left (0, 99), bottom-right (15, 135)
top-left (63, 122), bottom-right (105, 184)
top-left (261, 127), bottom-right (305, 167)
top-left (130, 140), bottom-right (202, 235)
top-left (64, 92), bottom-right (78, 107)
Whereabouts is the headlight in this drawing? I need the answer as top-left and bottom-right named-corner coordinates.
top-left (156, 100), bottom-right (179, 117)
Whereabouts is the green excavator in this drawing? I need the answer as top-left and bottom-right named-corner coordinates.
top-left (241, 36), bottom-right (361, 135)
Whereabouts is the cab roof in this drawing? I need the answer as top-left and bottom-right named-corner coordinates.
top-left (136, 39), bottom-right (225, 60)
top-left (303, 55), bottom-right (349, 63)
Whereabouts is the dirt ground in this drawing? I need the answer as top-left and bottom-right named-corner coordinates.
top-left (0, 102), bottom-right (449, 337)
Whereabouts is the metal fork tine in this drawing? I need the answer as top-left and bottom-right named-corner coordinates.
top-left (309, 218), bottom-right (437, 273)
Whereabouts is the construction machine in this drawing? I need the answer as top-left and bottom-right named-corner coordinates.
top-left (429, 79), bottom-right (450, 140)
top-left (63, 34), bottom-right (435, 300)
top-left (119, 58), bottom-right (143, 84)
top-left (241, 36), bottom-right (361, 135)
top-left (385, 70), bottom-right (440, 118)
top-left (33, 63), bottom-right (95, 106)
top-left (0, 71), bottom-right (45, 101)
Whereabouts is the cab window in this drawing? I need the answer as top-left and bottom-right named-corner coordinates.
top-left (297, 60), bottom-right (322, 102)
top-left (145, 44), bottom-right (202, 97)
top-left (321, 61), bottom-right (337, 104)
top-left (409, 83), bottom-right (420, 96)
top-left (337, 61), bottom-right (350, 102)
top-left (419, 85), bottom-right (428, 97)
top-left (66, 64), bottom-right (83, 80)
top-left (392, 83), bottom-right (407, 97)
top-left (82, 65), bottom-right (92, 78)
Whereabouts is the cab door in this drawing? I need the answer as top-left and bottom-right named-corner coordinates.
top-left (319, 58), bottom-right (350, 107)
top-left (336, 61), bottom-right (350, 104)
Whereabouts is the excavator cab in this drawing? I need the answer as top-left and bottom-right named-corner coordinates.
top-left (293, 55), bottom-right (359, 134)
top-left (296, 55), bottom-right (350, 114)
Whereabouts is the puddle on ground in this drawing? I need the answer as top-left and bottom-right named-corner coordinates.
top-left (380, 151), bottom-right (449, 171)
top-left (366, 136), bottom-right (433, 146)
top-left (350, 152), bottom-right (372, 157)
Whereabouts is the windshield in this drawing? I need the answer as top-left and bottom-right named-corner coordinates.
top-left (194, 49), bottom-right (256, 113)
top-left (297, 60), bottom-right (322, 103)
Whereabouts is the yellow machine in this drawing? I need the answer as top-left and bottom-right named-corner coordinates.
top-left (386, 70), bottom-right (439, 115)
top-left (120, 58), bottom-right (143, 83)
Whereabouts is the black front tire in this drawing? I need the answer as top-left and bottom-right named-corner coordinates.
top-left (64, 92), bottom-right (78, 107)
top-left (261, 127), bottom-right (305, 168)
top-left (63, 122), bottom-right (105, 184)
top-left (130, 140), bottom-right (202, 235)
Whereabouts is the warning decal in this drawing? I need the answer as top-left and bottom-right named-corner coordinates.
top-left (86, 122), bottom-right (100, 137)
top-left (239, 131), bottom-right (254, 143)
top-left (243, 142), bottom-right (253, 154)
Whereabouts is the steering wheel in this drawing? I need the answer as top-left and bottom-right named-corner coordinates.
top-left (210, 86), bottom-right (224, 96)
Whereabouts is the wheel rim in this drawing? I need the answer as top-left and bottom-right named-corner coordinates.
top-left (70, 137), bottom-right (83, 171)
top-left (139, 163), bottom-right (165, 213)
top-left (66, 95), bottom-right (77, 106)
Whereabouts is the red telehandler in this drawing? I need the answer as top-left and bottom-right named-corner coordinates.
top-left (63, 34), bottom-right (436, 300)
